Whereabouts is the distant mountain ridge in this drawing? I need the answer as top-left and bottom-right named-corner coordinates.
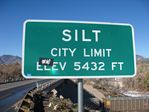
top-left (0, 55), bottom-right (21, 64)
top-left (136, 55), bottom-right (144, 60)
top-left (136, 55), bottom-right (149, 63)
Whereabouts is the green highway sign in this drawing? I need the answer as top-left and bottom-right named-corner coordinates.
top-left (22, 20), bottom-right (136, 78)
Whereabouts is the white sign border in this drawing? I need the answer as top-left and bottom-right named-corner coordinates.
top-left (22, 19), bottom-right (136, 79)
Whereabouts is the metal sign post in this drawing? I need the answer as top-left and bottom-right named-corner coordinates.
top-left (78, 79), bottom-right (83, 112)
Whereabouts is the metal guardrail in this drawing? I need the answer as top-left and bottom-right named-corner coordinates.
top-left (17, 79), bottom-right (64, 112)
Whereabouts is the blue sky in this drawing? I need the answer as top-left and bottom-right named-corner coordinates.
top-left (0, 0), bottom-right (149, 57)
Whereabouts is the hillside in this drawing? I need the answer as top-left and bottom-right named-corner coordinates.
top-left (123, 55), bottom-right (149, 91)
top-left (0, 55), bottom-right (22, 83)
